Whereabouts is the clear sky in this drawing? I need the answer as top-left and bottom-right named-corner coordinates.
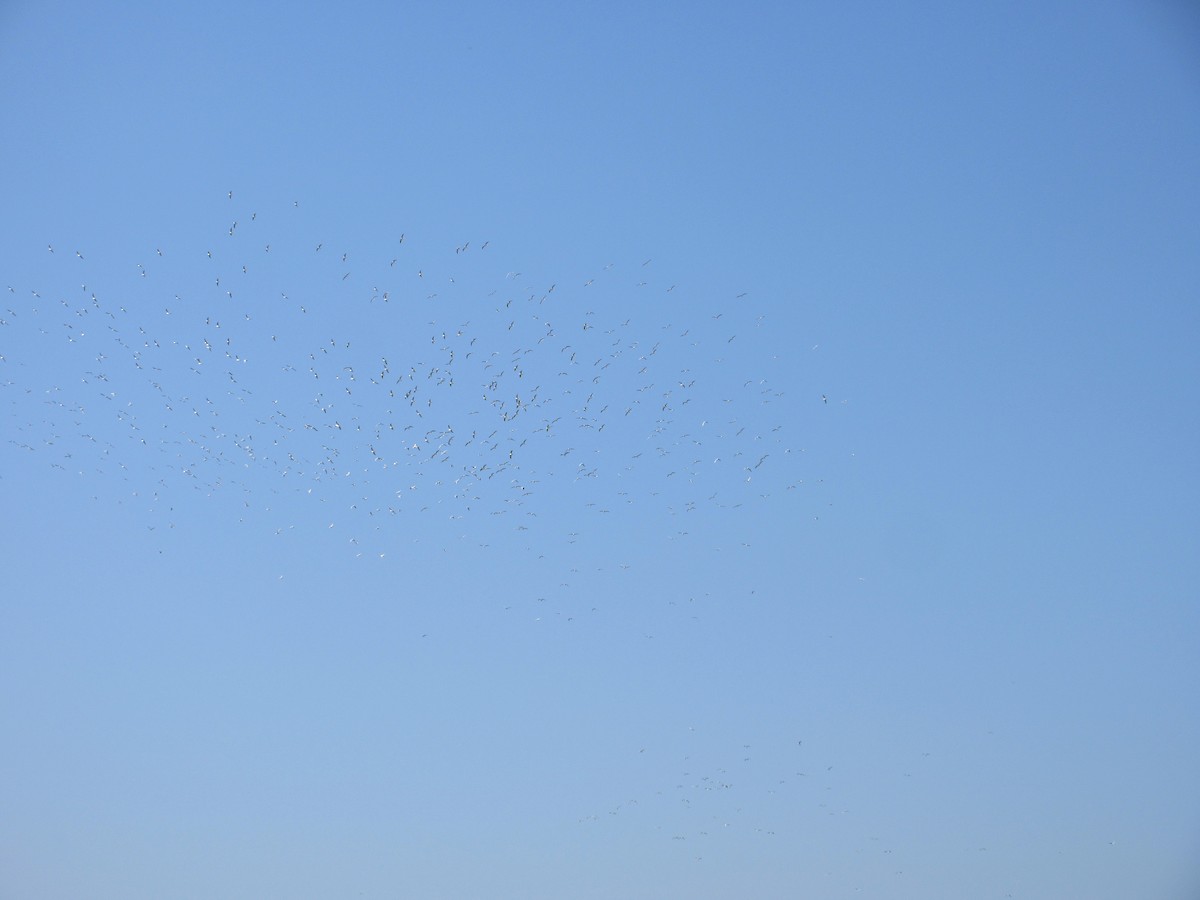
top-left (1, 2), bottom-right (1198, 898)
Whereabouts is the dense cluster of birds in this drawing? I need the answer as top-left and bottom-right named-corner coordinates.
top-left (5, 196), bottom-right (816, 564)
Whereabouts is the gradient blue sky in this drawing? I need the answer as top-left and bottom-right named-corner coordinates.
top-left (2, 2), bottom-right (1198, 898)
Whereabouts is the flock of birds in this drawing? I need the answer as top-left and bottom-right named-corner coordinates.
top-left (1, 194), bottom-right (921, 871)
top-left (5, 195), bottom-right (819, 569)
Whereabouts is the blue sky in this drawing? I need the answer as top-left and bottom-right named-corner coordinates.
top-left (1, 2), bottom-right (1198, 897)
